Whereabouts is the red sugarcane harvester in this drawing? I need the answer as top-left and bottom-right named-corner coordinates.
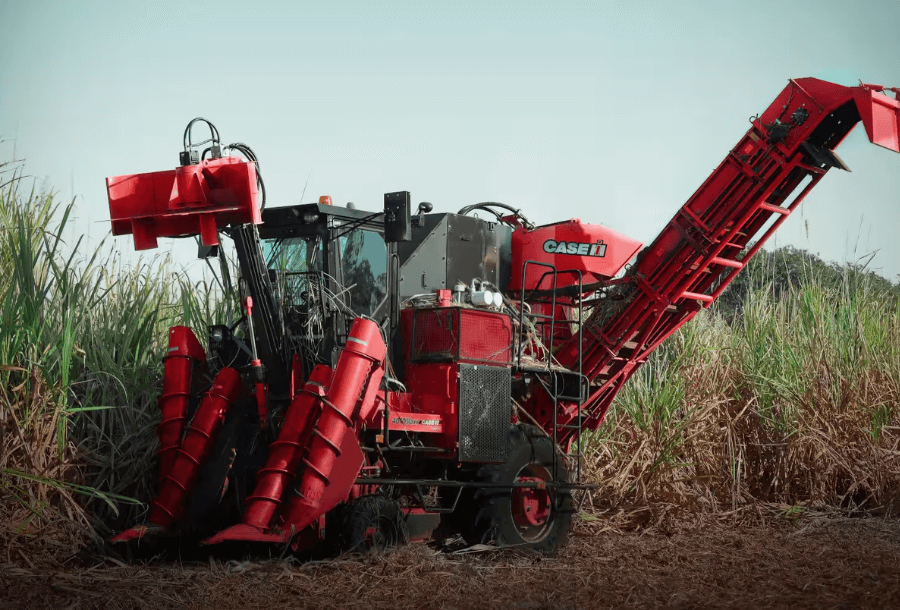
top-left (108, 79), bottom-right (900, 553)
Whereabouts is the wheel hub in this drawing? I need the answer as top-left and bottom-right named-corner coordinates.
top-left (511, 467), bottom-right (553, 539)
top-left (513, 476), bottom-right (551, 527)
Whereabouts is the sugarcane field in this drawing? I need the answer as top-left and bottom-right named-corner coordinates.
top-left (2, 3), bottom-right (899, 609)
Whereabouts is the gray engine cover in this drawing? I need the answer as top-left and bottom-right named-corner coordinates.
top-left (397, 214), bottom-right (511, 300)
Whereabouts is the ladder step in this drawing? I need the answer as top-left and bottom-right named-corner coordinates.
top-left (709, 256), bottom-right (744, 269)
top-left (758, 202), bottom-right (790, 215)
top-left (681, 290), bottom-right (714, 303)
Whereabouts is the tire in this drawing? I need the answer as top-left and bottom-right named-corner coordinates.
top-left (470, 424), bottom-right (573, 553)
top-left (338, 495), bottom-right (409, 554)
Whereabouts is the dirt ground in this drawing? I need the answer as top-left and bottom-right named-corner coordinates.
top-left (2, 512), bottom-right (899, 610)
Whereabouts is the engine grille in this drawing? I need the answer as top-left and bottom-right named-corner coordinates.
top-left (458, 364), bottom-right (511, 463)
top-left (459, 309), bottom-right (512, 363)
top-left (407, 308), bottom-right (512, 365)
top-left (411, 308), bottom-right (456, 358)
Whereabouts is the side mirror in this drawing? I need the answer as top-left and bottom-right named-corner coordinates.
top-left (413, 201), bottom-right (433, 228)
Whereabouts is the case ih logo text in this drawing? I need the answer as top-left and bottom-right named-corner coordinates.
top-left (392, 416), bottom-right (441, 427)
top-left (543, 240), bottom-right (607, 257)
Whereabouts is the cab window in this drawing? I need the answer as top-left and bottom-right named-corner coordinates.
top-left (338, 229), bottom-right (387, 316)
top-left (264, 236), bottom-right (321, 273)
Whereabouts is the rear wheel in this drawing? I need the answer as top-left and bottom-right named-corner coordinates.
top-left (338, 495), bottom-right (409, 554)
top-left (471, 425), bottom-right (572, 553)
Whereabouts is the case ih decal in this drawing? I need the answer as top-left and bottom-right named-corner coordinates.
top-left (510, 219), bottom-right (643, 290)
top-left (542, 239), bottom-right (607, 257)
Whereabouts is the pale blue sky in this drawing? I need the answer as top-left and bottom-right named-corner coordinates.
top-left (2, 1), bottom-right (899, 281)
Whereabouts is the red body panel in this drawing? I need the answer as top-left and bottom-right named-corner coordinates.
top-left (402, 307), bottom-right (513, 365)
top-left (403, 363), bottom-right (459, 453)
top-left (240, 365), bottom-right (333, 531)
top-left (272, 318), bottom-right (385, 534)
top-left (151, 367), bottom-right (241, 527)
top-left (368, 392), bottom-right (448, 435)
top-left (206, 321), bottom-right (386, 545)
top-left (207, 411), bottom-right (365, 546)
top-left (279, 432), bottom-right (365, 537)
top-left (760, 79), bottom-right (900, 153)
top-left (107, 156), bottom-right (260, 250)
top-left (156, 326), bottom-right (206, 482)
top-left (510, 219), bottom-right (642, 291)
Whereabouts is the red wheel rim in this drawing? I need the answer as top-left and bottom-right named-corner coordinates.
top-left (510, 464), bottom-right (553, 541)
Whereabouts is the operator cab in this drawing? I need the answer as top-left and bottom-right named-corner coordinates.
top-left (258, 202), bottom-right (389, 373)
top-left (260, 202), bottom-right (388, 316)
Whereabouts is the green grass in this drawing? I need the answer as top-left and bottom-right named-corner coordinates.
top-left (0, 159), bottom-right (226, 538)
top-left (586, 256), bottom-right (900, 513)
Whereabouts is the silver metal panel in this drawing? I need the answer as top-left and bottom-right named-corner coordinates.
top-left (397, 213), bottom-right (512, 301)
top-left (445, 215), bottom-right (486, 289)
top-left (445, 215), bottom-right (509, 292)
